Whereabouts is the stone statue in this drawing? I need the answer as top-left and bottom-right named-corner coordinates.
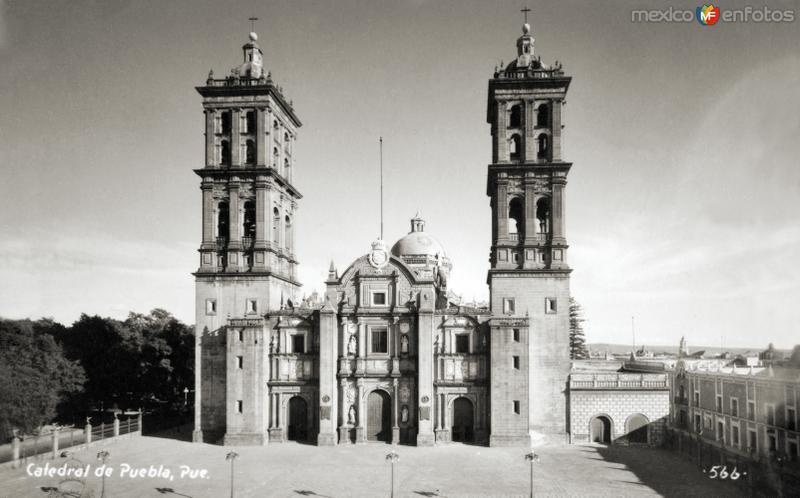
top-left (434, 335), bottom-right (441, 354)
top-left (400, 335), bottom-right (409, 354)
top-left (347, 335), bottom-right (357, 356)
top-left (347, 405), bottom-right (357, 425)
top-left (401, 405), bottom-right (409, 424)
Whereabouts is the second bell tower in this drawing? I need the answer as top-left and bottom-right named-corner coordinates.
top-left (487, 20), bottom-right (572, 444)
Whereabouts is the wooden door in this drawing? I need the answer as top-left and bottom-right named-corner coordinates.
top-left (367, 391), bottom-right (391, 442)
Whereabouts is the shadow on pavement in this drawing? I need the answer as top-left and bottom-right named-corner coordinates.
top-left (593, 444), bottom-right (749, 497)
top-left (293, 490), bottom-right (333, 497)
top-left (148, 423), bottom-right (194, 442)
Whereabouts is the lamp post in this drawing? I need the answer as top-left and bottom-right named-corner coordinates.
top-left (385, 449), bottom-right (400, 498)
top-left (226, 451), bottom-right (239, 498)
top-left (97, 450), bottom-right (110, 498)
top-left (183, 387), bottom-right (189, 407)
top-left (524, 451), bottom-right (540, 498)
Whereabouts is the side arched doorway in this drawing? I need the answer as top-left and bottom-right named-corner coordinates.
top-left (287, 396), bottom-right (308, 441)
top-left (367, 390), bottom-right (391, 442)
top-left (452, 397), bottom-right (474, 443)
top-left (590, 415), bottom-right (612, 444)
top-left (626, 414), bottom-right (649, 444)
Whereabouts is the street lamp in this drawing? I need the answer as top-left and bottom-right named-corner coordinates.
top-left (385, 449), bottom-right (400, 498)
top-left (183, 387), bottom-right (189, 407)
top-left (97, 450), bottom-right (110, 498)
top-left (524, 451), bottom-right (540, 498)
top-left (226, 451), bottom-right (239, 498)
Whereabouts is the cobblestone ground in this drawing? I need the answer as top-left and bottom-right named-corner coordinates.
top-left (0, 436), bottom-right (749, 498)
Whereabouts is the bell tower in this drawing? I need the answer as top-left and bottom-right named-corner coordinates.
top-left (487, 18), bottom-right (572, 444)
top-left (192, 30), bottom-right (302, 443)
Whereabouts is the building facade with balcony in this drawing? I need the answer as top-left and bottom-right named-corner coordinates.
top-left (193, 21), bottom-right (575, 447)
top-left (668, 359), bottom-right (800, 462)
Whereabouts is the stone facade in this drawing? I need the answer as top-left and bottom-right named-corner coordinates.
top-left (568, 371), bottom-right (670, 446)
top-left (193, 25), bottom-right (578, 447)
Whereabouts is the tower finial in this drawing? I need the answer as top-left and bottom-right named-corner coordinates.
top-left (521, 7), bottom-right (532, 34)
top-left (248, 16), bottom-right (259, 33)
top-left (379, 136), bottom-right (384, 241)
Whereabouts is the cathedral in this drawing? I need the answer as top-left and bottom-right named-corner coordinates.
top-left (192, 21), bottom-right (572, 447)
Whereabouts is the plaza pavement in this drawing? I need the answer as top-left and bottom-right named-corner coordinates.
top-left (0, 434), bottom-right (749, 498)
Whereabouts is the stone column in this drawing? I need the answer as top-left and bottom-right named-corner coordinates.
top-left (496, 178), bottom-right (509, 243)
top-left (230, 108), bottom-right (241, 167)
top-left (392, 379), bottom-right (400, 444)
top-left (193, 333), bottom-right (203, 442)
top-left (524, 99), bottom-right (536, 161)
top-left (338, 378), bottom-right (350, 444)
top-left (318, 305), bottom-right (338, 446)
top-left (253, 176), bottom-right (268, 271)
top-left (205, 109), bottom-right (215, 167)
top-left (51, 428), bottom-right (59, 459)
top-left (11, 434), bottom-right (21, 468)
top-left (416, 290), bottom-right (435, 446)
top-left (552, 177), bottom-right (566, 242)
top-left (496, 100), bottom-right (508, 162)
top-left (256, 107), bottom-right (266, 166)
top-left (227, 177), bottom-right (242, 271)
top-left (200, 179), bottom-right (216, 272)
top-left (356, 379), bottom-right (366, 443)
top-left (551, 100), bottom-right (563, 161)
top-left (391, 317), bottom-right (400, 376)
top-left (356, 320), bottom-right (366, 375)
top-left (85, 420), bottom-right (92, 447)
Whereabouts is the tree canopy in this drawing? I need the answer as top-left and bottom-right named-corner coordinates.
top-left (569, 297), bottom-right (589, 360)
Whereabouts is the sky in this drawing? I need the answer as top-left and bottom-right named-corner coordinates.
top-left (1, 0), bottom-right (798, 349)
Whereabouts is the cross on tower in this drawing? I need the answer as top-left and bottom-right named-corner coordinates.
top-left (248, 16), bottom-right (259, 32)
top-left (520, 7), bottom-right (531, 24)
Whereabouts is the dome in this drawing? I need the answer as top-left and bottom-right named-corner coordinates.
top-left (390, 231), bottom-right (447, 259)
top-left (390, 215), bottom-right (448, 259)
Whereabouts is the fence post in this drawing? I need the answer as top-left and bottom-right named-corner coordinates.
top-left (85, 418), bottom-right (92, 448)
top-left (52, 428), bottom-right (59, 459)
top-left (11, 432), bottom-right (21, 469)
top-left (138, 410), bottom-right (143, 435)
top-left (113, 414), bottom-right (120, 437)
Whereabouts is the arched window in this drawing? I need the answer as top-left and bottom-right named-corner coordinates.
top-left (221, 112), bottom-right (231, 134)
top-left (272, 207), bottom-right (280, 244)
top-left (285, 215), bottom-right (292, 252)
top-left (220, 140), bottom-right (230, 166)
top-left (536, 198), bottom-right (550, 234)
top-left (284, 157), bottom-right (290, 177)
top-left (537, 134), bottom-right (549, 159)
top-left (508, 197), bottom-right (524, 239)
top-left (509, 134), bottom-right (521, 161)
top-left (245, 111), bottom-right (256, 134)
top-left (217, 202), bottom-right (229, 239)
top-left (243, 201), bottom-right (255, 239)
top-left (245, 139), bottom-right (255, 165)
top-left (508, 104), bottom-right (522, 128)
top-left (273, 120), bottom-right (279, 130)
top-left (272, 147), bottom-right (279, 168)
top-left (537, 104), bottom-right (549, 128)
top-left (284, 132), bottom-right (290, 143)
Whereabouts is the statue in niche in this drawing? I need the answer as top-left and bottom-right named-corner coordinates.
top-left (269, 334), bottom-right (278, 353)
top-left (347, 335), bottom-right (357, 356)
top-left (400, 335), bottom-right (409, 355)
top-left (401, 405), bottom-right (409, 424)
top-left (433, 335), bottom-right (441, 354)
top-left (347, 405), bottom-right (357, 426)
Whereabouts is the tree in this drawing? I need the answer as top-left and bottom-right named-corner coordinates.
top-left (569, 297), bottom-right (589, 360)
top-left (0, 319), bottom-right (85, 440)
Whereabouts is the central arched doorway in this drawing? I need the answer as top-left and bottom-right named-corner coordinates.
top-left (626, 414), bottom-right (649, 444)
top-left (287, 396), bottom-right (308, 441)
top-left (590, 415), bottom-right (612, 444)
top-left (452, 397), bottom-right (474, 443)
top-left (367, 390), bottom-right (391, 442)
